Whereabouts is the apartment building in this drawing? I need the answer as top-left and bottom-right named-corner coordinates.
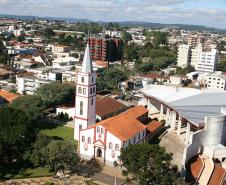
top-left (16, 71), bottom-right (62, 95)
top-left (88, 36), bottom-right (123, 62)
top-left (196, 48), bottom-right (218, 73)
top-left (207, 72), bottom-right (226, 90)
top-left (177, 44), bottom-right (218, 73)
top-left (188, 36), bottom-right (204, 46)
top-left (177, 44), bottom-right (191, 68)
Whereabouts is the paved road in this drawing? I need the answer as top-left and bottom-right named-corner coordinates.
top-left (93, 172), bottom-right (138, 185)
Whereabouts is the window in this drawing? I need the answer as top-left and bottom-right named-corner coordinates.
top-left (115, 144), bottom-right (119, 151)
top-left (88, 137), bottom-right (91, 144)
top-left (78, 87), bottom-right (82, 94)
top-left (97, 127), bottom-right (100, 133)
top-left (109, 142), bottom-right (113, 149)
top-left (133, 137), bottom-right (136, 143)
top-left (101, 128), bottom-right (104, 134)
top-left (80, 101), bottom-right (83, 115)
top-left (82, 136), bottom-right (85, 142)
top-left (93, 87), bottom-right (96, 93)
top-left (90, 88), bottom-right (93, 94)
top-left (83, 88), bottom-right (86, 95)
top-left (138, 134), bottom-right (140, 140)
top-left (92, 77), bottom-right (94, 83)
top-left (81, 77), bottom-right (84, 83)
top-left (143, 131), bottom-right (145, 137)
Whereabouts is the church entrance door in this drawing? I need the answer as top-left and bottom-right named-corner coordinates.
top-left (97, 148), bottom-right (102, 158)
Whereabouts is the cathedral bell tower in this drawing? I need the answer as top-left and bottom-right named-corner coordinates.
top-left (74, 44), bottom-right (96, 140)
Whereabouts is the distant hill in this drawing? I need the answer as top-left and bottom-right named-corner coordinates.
top-left (0, 13), bottom-right (225, 33)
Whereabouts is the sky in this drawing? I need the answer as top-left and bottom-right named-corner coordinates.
top-left (0, 0), bottom-right (226, 29)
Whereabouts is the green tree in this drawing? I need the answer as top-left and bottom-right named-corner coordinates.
top-left (0, 41), bottom-right (8, 64)
top-left (45, 140), bottom-right (79, 172)
top-left (35, 82), bottom-right (75, 109)
top-left (121, 31), bottom-right (132, 43)
top-left (136, 62), bottom-right (154, 73)
top-left (176, 66), bottom-right (195, 75)
top-left (217, 57), bottom-right (226, 72)
top-left (152, 31), bottom-right (168, 48)
top-left (0, 107), bottom-right (34, 164)
top-left (97, 68), bottom-right (127, 91)
top-left (124, 43), bottom-right (139, 62)
top-left (9, 95), bottom-right (45, 120)
top-left (28, 134), bottom-right (53, 167)
top-left (120, 143), bottom-right (186, 185)
top-left (43, 27), bottom-right (55, 39)
top-left (17, 34), bottom-right (26, 42)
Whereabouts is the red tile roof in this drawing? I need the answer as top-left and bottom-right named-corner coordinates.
top-left (146, 120), bottom-right (162, 133)
top-left (0, 90), bottom-right (20, 103)
top-left (96, 96), bottom-right (126, 118)
top-left (208, 164), bottom-right (225, 185)
top-left (90, 105), bottom-right (148, 141)
top-left (186, 155), bottom-right (204, 180)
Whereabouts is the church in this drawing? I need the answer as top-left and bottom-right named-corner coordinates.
top-left (74, 44), bottom-right (150, 164)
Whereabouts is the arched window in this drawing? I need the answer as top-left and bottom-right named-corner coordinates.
top-left (80, 101), bottom-right (83, 115)
top-left (115, 144), bottom-right (119, 151)
top-left (88, 137), bottom-right (91, 144)
top-left (133, 137), bottom-right (136, 143)
top-left (83, 88), bottom-right (86, 95)
top-left (97, 127), bottom-right (100, 133)
top-left (143, 130), bottom-right (145, 137)
top-left (109, 142), bottom-right (113, 149)
top-left (82, 136), bottom-right (85, 142)
top-left (78, 87), bottom-right (82, 94)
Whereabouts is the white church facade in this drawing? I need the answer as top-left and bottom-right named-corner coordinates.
top-left (74, 44), bottom-right (149, 164)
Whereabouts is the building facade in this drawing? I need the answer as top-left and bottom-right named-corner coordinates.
top-left (88, 36), bottom-right (123, 62)
top-left (207, 73), bottom-right (226, 90)
top-left (177, 44), bottom-right (191, 68)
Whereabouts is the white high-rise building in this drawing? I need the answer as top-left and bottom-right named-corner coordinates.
top-left (190, 44), bottom-right (203, 69)
top-left (177, 44), bottom-right (191, 68)
top-left (177, 44), bottom-right (218, 73)
top-left (196, 48), bottom-right (218, 73)
top-left (74, 44), bottom-right (96, 140)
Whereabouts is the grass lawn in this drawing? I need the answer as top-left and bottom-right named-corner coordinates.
top-left (0, 164), bottom-right (53, 180)
top-left (40, 123), bottom-right (74, 141)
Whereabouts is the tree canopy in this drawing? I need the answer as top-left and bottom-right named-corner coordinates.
top-left (0, 41), bottom-right (8, 64)
top-left (97, 67), bottom-right (127, 91)
top-left (0, 107), bottom-right (34, 164)
top-left (121, 31), bottom-right (132, 43)
top-left (9, 95), bottom-right (45, 120)
top-left (35, 82), bottom-right (75, 108)
top-left (120, 143), bottom-right (186, 185)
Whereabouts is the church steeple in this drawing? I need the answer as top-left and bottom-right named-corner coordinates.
top-left (74, 44), bottom-right (96, 140)
top-left (81, 44), bottom-right (93, 73)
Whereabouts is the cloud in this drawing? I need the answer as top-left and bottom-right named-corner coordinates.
top-left (0, 0), bottom-right (225, 28)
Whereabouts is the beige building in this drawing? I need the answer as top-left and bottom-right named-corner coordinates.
top-left (177, 44), bottom-right (191, 68)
